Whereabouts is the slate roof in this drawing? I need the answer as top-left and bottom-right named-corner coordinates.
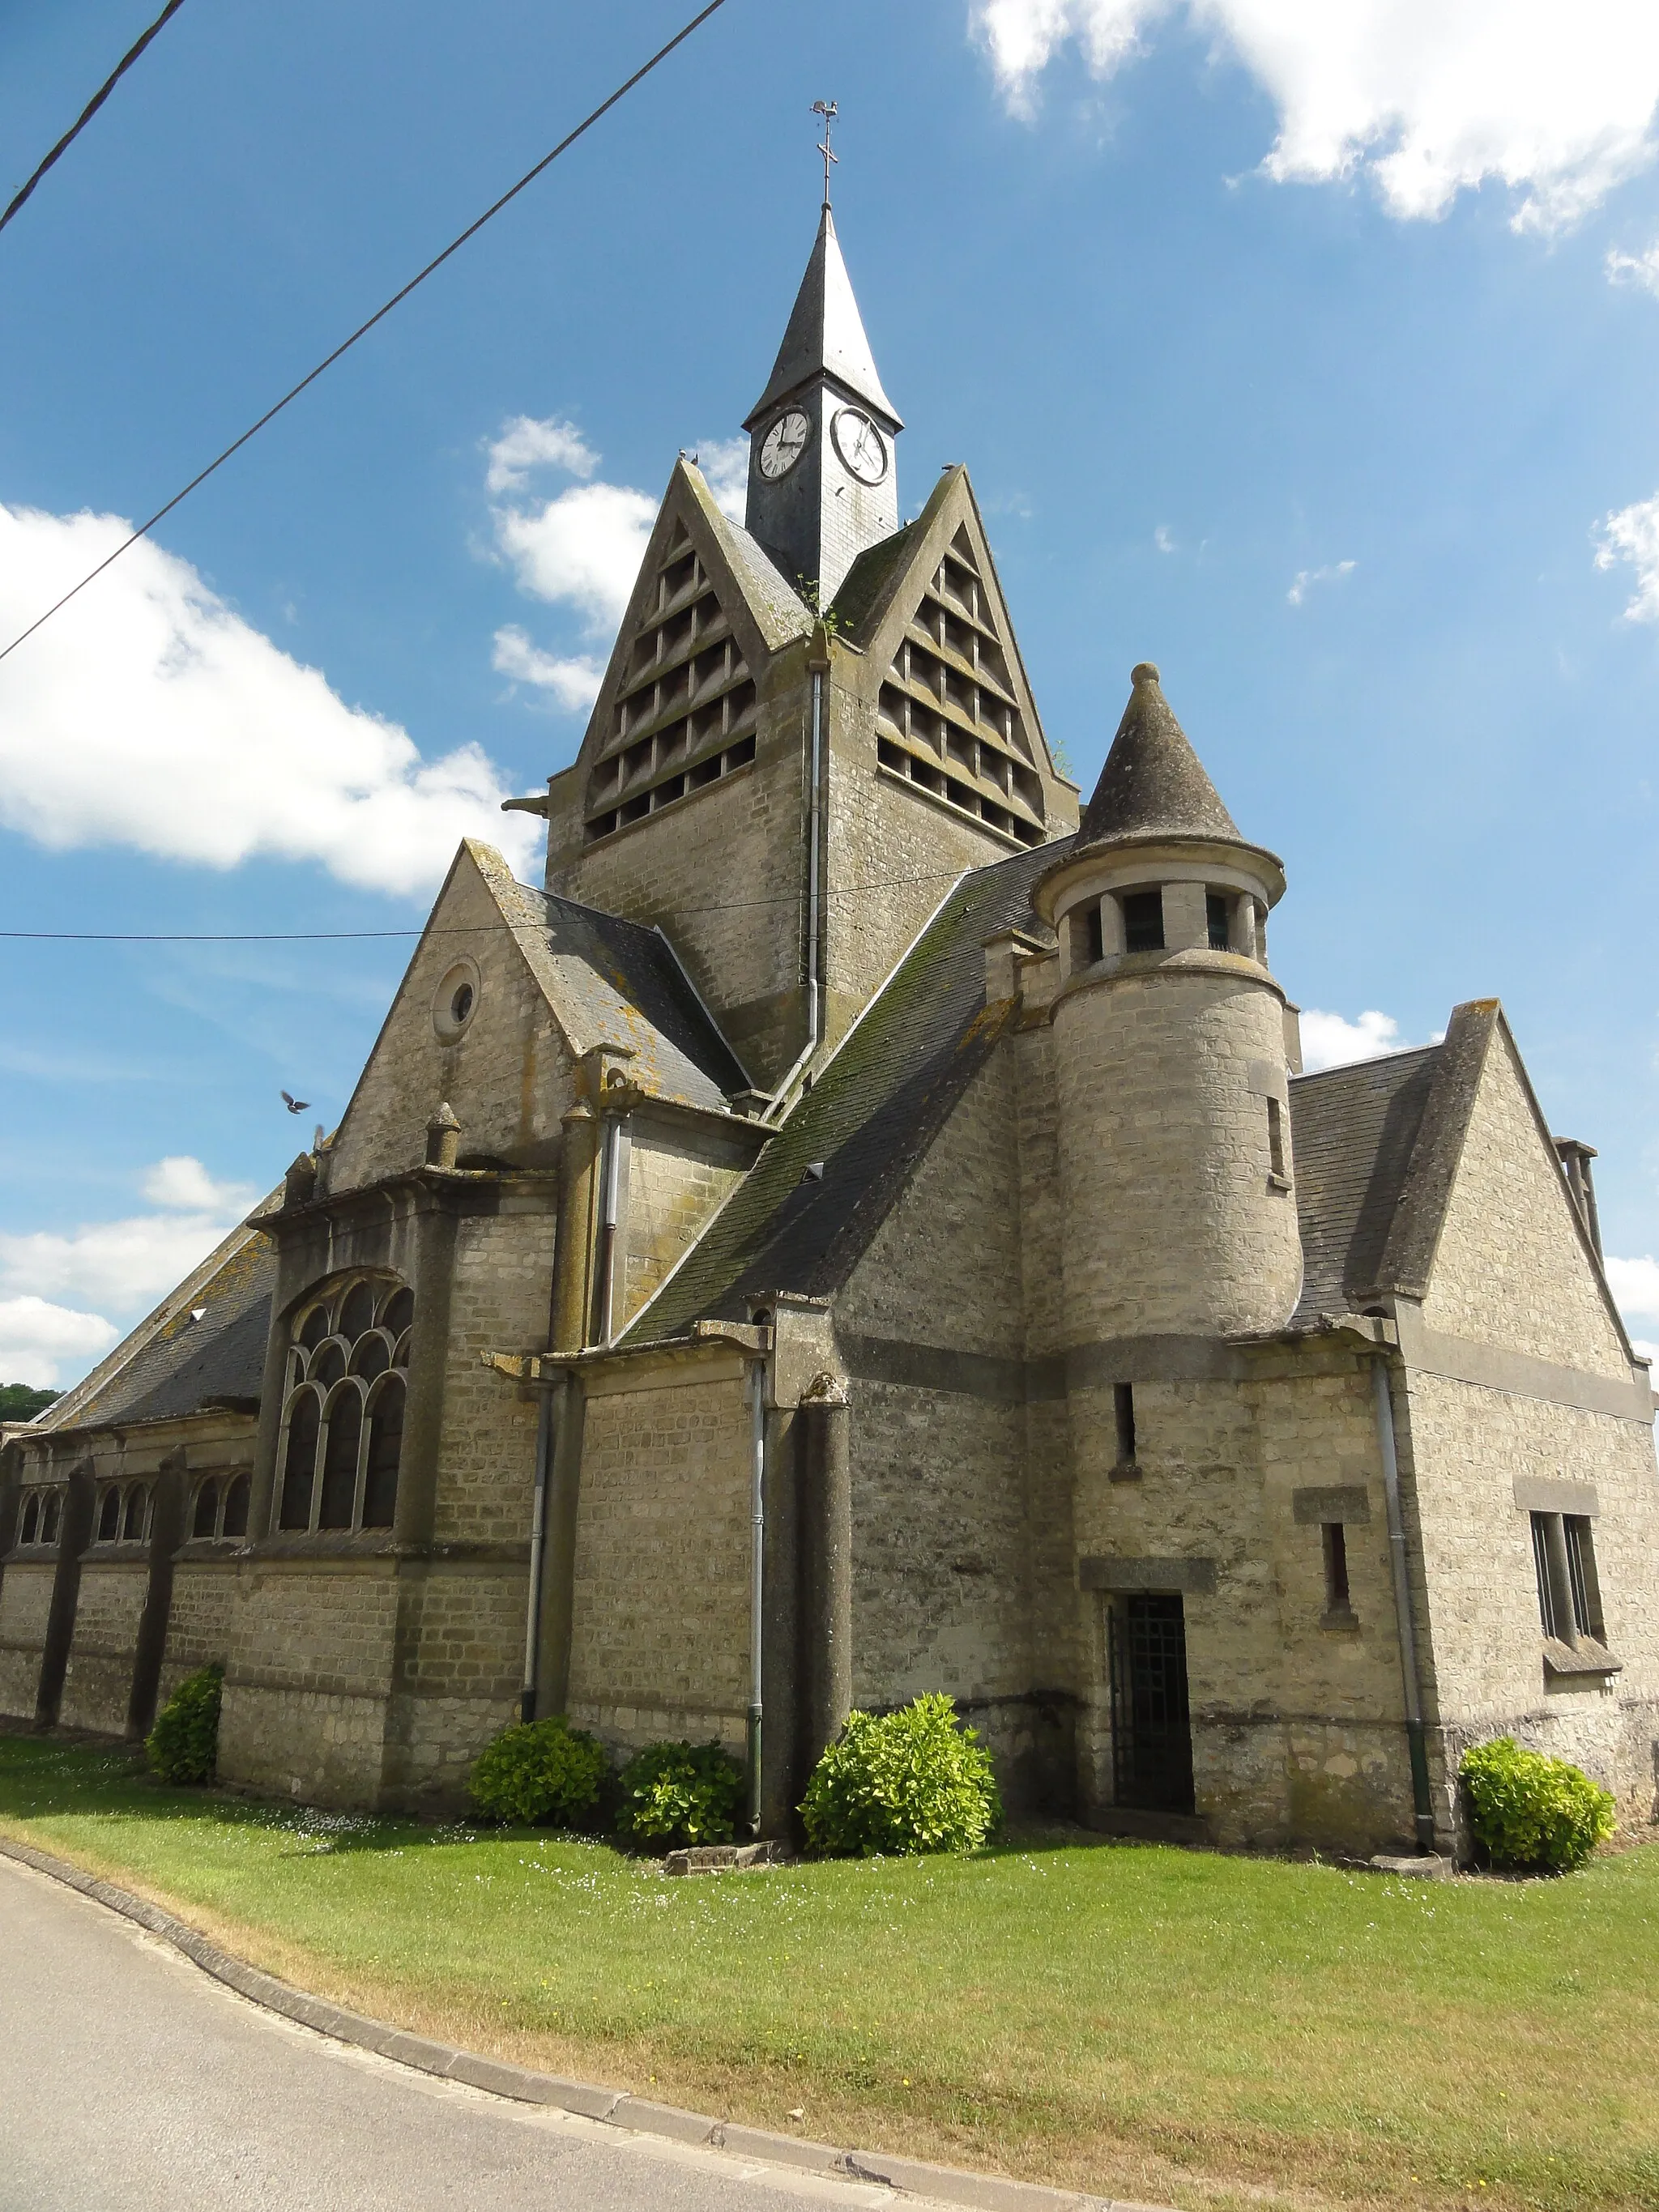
top-left (1288, 1046), bottom-right (1440, 1327)
top-left (744, 207), bottom-right (902, 430)
top-left (623, 842), bottom-right (1062, 1343)
top-left (35, 1226), bottom-right (276, 1436)
top-left (1078, 663), bottom-right (1243, 847)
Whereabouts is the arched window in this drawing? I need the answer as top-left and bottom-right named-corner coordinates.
top-left (192, 1480), bottom-right (220, 1540)
top-left (42, 1492), bottom-right (62, 1545)
top-left (122, 1485), bottom-right (148, 1543)
top-left (362, 1375), bottom-right (404, 1529)
top-left (222, 1473), bottom-right (250, 1538)
top-left (97, 1485), bottom-right (122, 1543)
top-left (279, 1390), bottom-right (321, 1530)
top-left (318, 1388), bottom-right (362, 1528)
top-left (275, 1273), bottom-right (412, 1536)
top-left (20, 1493), bottom-right (40, 1545)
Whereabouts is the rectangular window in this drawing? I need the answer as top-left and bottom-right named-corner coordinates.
top-left (1206, 892), bottom-right (1231, 951)
top-left (1267, 1096), bottom-right (1287, 1179)
top-left (1531, 1511), bottom-right (1559, 1639)
top-left (1114, 1381), bottom-right (1137, 1467)
top-left (1322, 1522), bottom-right (1350, 1613)
top-left (1122, 889), bottom-right (1164, 953)
top-left (1563, 1515), bottom-right (1602, 1639)
top-left (1086, 901), bottom-right (1105, 965)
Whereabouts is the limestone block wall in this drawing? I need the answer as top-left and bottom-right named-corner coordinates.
top-left (0, 1561), bottom-right (53, 1717)
top-left (1420, 1037), bottom-right (1629, 1375)
top-left (59, 1562), bottom-right (148, 1735)
top-left (1402, 1368), bottom-right (1659, 1822)
top-left (219, 1564), bottom-right (401, 1805)
top-left (384, 1564), bottom-right (528, 1809)
top-left (159, 1558), bottom-right (241, 1706)
top-left (565, 1363), bottom-right (751, 1753)
top-left (328, 846), bottom-right (575, 1193)
top-left (430, 1206), bottom-right (553, 1548)
top-left (622, 1127), bottom-right (748, 1328)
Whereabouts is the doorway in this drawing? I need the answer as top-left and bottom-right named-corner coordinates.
top-left (1109, 1592), bottom-right (1195, 1813)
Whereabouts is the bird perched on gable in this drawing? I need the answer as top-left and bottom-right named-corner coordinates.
top-left (281, 1089), bottom-right (310, 1115)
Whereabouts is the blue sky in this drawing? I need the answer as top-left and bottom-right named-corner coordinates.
top-left (6, 0), bottom-right (1659, 1384)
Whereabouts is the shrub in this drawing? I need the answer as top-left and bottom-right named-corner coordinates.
top-left (1461, 1736), bottom-right (1614, 1873)
top-left (801, 1692), bottom-right (1001, 1857)
top-left (615, 1740), bottom-right (744, 1850)
top-left (146, 1664), bottom-right (224, 1785)
top-left (469, 1717), bottom-right (609, 1827)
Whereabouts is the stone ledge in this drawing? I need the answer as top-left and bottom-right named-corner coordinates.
top-left (663, 1839), bottom-right (793, 1877)
top-left (0, 1834), bottom-right (1173, 2212)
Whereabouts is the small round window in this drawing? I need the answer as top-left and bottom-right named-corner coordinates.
top-left (431, 959), bottom-right (480, 1042)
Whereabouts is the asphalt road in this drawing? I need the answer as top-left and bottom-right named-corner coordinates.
top-left (0, 1857), bottom-right (909, 2212)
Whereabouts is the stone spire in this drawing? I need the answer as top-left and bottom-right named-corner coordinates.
top-left (744, 207), bottom-right (902, 434)
top-left (1077, 663), bottom-right (1241, 848)
top-left (742, 209), bottom-right (902, 601)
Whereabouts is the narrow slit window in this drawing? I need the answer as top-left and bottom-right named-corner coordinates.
top-left (1530, 1511), bottom-right (1560, 1639)
top-left (1322, 1523), bottom-right (1350, 1613)
top-left (1267, 1096), bottom-right (1287, 1179)
top-left (1563, 1515), bottom-right (1602, 1639)
top-left (1086, 902), bottom-right (1105, 965)
top-left (1114, 1382), bottom-right (1137, 1467)
top-left (1121, 890), bottom-right (1164, 954)
top-left (1206, 893), bottom-right (1231, 951)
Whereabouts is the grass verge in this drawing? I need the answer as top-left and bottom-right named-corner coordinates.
top-left (1, 1734), bottom-right (1655, 2212)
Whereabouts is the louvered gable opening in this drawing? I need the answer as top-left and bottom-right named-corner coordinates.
top-left (584, 522), bottom-right (759, 844)
top-left (875, 525), bottom-right (1046, 847)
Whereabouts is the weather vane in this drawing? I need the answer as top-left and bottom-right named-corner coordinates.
top-left (812, 99), bottom-right (838, 210)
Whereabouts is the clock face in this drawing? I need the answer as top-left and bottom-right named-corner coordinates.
top-left (831, 407), bottom-right (889, 486)
top-left (759, 410), bottom-right (811, 480)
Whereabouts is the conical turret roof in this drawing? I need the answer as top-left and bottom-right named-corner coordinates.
top-left (744, 207), bottom-right (901, 431)
top-left (1077, 663), bottom-right (1241, 846)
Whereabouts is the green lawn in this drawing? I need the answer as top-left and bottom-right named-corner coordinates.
top-left (2, 1735), bottom-right (1655, 2212)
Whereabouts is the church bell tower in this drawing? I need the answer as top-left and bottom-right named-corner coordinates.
top-left (741, 200), bottom-right (902, 602)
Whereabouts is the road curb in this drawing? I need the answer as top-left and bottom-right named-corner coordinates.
top-left (0, 1834), bottom-right (1172, 2212)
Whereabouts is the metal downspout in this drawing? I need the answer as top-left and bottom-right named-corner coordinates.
top-left (746, 1355), bottom-right (767, 1835)
top-left (765, 641), bottom-right (827, 1122)
top-left (595, 1113), bottom-right (624, 1346)
top-left (1372, 1357), bottom-right (1437, 1852)
top-left (520, 1372), bottom-right (561, 1721)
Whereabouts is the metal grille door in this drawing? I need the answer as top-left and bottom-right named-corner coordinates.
top-left (1110, 1593), bottom-right (1196, 1813)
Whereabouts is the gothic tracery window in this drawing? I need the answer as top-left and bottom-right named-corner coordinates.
top-left (275, 1274), bottom-right (412, 1536)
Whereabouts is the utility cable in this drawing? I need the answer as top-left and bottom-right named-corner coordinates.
top-left (0, 0), bottom-right (731, 669)
top-left (0, 0), bottom-right (190, 238)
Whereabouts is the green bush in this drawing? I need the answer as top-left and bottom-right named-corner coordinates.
top-left (1461, 1736), bottom-right (1615, 1873)
top-left (801, 1692), bottom-right (1001, 1857)
top-left (469, 1717), bottom-right (609, 1827)
top-left (146, 1664), bottom-right (224, 1785)
top-left (615, 1739), bottom-right (744, 1850)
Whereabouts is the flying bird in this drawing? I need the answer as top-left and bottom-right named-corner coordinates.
top-left (281, 1089), bottom-right (310, 1115)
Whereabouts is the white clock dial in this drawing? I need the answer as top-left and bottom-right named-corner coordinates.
top-left (831, 407), bottom-right (889, 486)
top-left (759, 410), bottom-right (811, 480)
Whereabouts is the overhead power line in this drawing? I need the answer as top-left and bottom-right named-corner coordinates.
top-left (0, 0), bottom-right (732, 670)
top-left (0, 0), bottom-right (190, 238)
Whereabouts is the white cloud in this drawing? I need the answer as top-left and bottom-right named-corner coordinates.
top-left (0, 1154), bottom-right (252, 1316)
top-left (1593, 491), bottom-right (1659, 620)
top-left (1604, 1253), bottom-right (1659, 1329)
top-left (493, 479), bottom-right (659, 633)
top-left (140, 1155), bottom-right (259, 1214)
top-left (1607, 241), bottom-right (1659, 292)
top-left (0, 1297), bottom-right (119, 1391)
top-left (484, 415), bottom-right (599, 496)
top-left (0, 505), bottom-right (539, 897)
top-left (1154, 523), bottom-right (1176, 553)
top-left (697, 437), bottom-right (750, 525)
top-left (1300, 1007), bottom-right (1406, 1071)
top-left (491, 626), bottom-right (605, 713)
top-left (1287, 558), bottom-right (1355, 605)
top-left (972, 2), bottom-right (1659, 229)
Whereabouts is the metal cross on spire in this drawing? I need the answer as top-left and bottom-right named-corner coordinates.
top-left (812, 99), bottom-right (838, 209)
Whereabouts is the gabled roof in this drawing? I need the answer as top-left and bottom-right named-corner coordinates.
top-left (1077, 663), bottom-right (1242, 847)
top-left (744, 207), bottom-right (901, 431)
top-left (28, 1221), bottom-right (276, 1438)
top-left (622, 842), bottom-right (1062, 1343)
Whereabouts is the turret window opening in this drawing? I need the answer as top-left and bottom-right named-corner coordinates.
top-left (1267, 1097), bottom-right (1287, 1181)
top-left (276, 1273), bottom-right (411, 1536)
top-left (1206, 893), bottom-right (1232, 952)
top-left (1113, 1382), bottom-right (1137, 1468)
top-left (1121, 890), bottom-right (1164, 954)
top-left (1321, 1524), bottom-right (1352, 1616)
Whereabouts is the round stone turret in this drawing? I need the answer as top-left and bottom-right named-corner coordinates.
top-left (1035, 664), bottom-right (1303, 1341)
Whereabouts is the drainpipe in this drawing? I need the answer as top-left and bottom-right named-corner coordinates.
top-left (746, 1356), bottom-right (768, 1836)
top-left (1371, 1357), bottom-right (1436, 1853)
top-left (593, 1111), bottom-right (626, 1346)
top-left (520, 1375), bottom-right (557, 1722)
top-left (765, 629), bottom-right (830, 1122)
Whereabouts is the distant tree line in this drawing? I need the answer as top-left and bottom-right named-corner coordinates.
top-left (0, 1384), bottom-right (60, 1421)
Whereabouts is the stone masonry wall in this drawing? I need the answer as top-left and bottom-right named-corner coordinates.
top-left (430, 1206), bottom-right (552, 1549)
top-left (158, 1558), bottom-right (241, 1707)
top-left (385, 1564), bottom-right (528, 1809)
top-left (622, 1128), bottom-right (748, 1330)
top-left (1421, 1029), bottom-right (1630, 1375)
top-left (566, 1364), bottom-right (751, 1754)
top-left (59, 1563), bottom-right (148, 1735)
top-left (219, 1564), bottom-right (400, 1805)
top-left (0, 1562), bottom-right (53, 1718)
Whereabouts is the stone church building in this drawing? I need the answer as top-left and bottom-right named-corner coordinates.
top-left (4, 207), bottom-right (1657, 1860)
